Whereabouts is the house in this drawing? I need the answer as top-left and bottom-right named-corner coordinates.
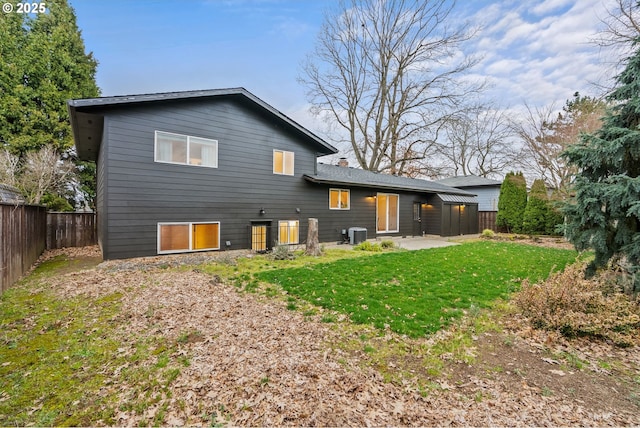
top-left (68, 88), bottom-right (477, 260)
top-left (306, 163), bottom-right (479, 239)
top-left (435, 175), bottom-right (502, 232)
top-left (0, 184), bottom-right (24, 204)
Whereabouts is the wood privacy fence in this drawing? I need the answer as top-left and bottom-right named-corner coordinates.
top-left (46, 212), bottom-right (96, 249)
top-left (478, 211), bottom-right (498, 232)
top-left (0, 203), bottom-right (47, 293)
top-left (1, 207), bottom-right (97, 292)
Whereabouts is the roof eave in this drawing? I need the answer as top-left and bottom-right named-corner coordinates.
top-left (67, 88), bottom-right (338, 158)
top-left (303, 174), bottom-right (476, 196)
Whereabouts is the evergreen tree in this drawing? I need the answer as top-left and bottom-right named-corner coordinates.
top-left (496, 172), bottom-right (528, 233)
top-left (0, 0), bottom-right (100, 209)
top-left (562, 39), bottom-right (640, 290)
top-left (522, 179), bottom-right (548, 234)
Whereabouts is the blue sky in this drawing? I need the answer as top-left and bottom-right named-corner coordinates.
top-left (71, 0), bottom-right (617, 134)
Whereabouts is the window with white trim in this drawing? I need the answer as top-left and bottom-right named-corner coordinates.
top-left (376, 193), bottom-right (399, 233)
top-left (273, 150), bottom-right (294, 175)
top-left (278, 220), bottom-right (299, 245)
top-left (329, 188), bottom-right (350, 210)
top-left (158, 222), bottom-right (220, 254)
top-left (155, 131), bottom-right (218, 168)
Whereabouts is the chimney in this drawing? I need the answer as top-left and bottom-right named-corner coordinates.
top-left (337, 157), bottom-right (349, 168)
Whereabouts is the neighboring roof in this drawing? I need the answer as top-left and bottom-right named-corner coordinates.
top-left (304, 164), bottom-right (477, 197)
top-left (68, 87), bottom-right (338, 161)
top-left (435, 175), bottom-right (502, 188)
top-left (0, 184), bottom-right (24, 204)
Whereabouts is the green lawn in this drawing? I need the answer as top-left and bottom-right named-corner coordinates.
top-left (256, 241), bottom-right (579, 337)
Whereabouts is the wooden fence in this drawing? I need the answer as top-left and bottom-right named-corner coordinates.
top-left (1, 208), bottom-right (97, 293)
top-left (0, 203), bottom-right (47, 293)
top-left (46, 212), bottom-right (96, 250)
top-left (478, 211), bottom-right (497, 232)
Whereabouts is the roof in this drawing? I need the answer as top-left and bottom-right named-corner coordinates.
top-left (437, 194), bottom-right (479, 204)
top-left (0, 183), bottom-right (24, 204)
top-left (67, 87), bottom-right (338, 161)
top-left (435, 175), bottom-right (502, 188)
top-left (304, 164), bottom-right (477, 197)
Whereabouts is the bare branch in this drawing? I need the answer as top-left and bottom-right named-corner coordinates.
top-left (299, 0), bottom-right (483, 176)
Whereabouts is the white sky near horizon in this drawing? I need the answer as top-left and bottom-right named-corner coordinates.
top-left (71, 0), bottom-right (620, 164)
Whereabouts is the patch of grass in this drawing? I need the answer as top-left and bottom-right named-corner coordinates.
top-left (541, 386), bottom-right (554, 397)
top-left (256, 241), bottom-right (578, 338)
top-left (0, 258), bottom-right (185, 426)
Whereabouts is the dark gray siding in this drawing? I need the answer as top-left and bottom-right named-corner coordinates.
top-left (96, 124), bottom-right (108, 256)
top-left (306, 186), bottom-right (430, 243)
top-left (421, 195), bottom-right (479, 236)
top-left (423, 196), bottom-right (443, 235)
top-left (100, 98), bottom-right (332, 259)
top-left (97, 96), bottom-right (473, 259)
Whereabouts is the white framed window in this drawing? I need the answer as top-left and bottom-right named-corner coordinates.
top-left (155, 131), bottom-right (218, 168)
top-left (278, 220), bottom-right (299, 245)
top-left (376, 193), bottom-right (399, 233)
top-left (273, 150), bottom-right (294, 175)
top-left (329, 188), bottom-right (350, 210)
top-left (158, 221), bottom-right (220, 254)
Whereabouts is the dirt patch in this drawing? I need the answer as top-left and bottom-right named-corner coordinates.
top-left (447, 331), bottom-right (640, 418)
top-left (36, 246), bottom-right (640, 426)
top-left (481, 234), bottom-right (577, 250)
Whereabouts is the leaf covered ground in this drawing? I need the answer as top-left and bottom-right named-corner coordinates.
top-left (2, 245), bottom-right (639, 426)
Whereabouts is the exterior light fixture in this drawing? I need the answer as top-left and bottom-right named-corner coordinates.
top-left (259, 207), bottom-right (266, 216)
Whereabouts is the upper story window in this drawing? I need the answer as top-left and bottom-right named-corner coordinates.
top-left (273, 149), bottom-right (294, 176)
top-left (155, 131), bottom-right (218, 168)
top-left (329, 189), bottom-right (350, 210)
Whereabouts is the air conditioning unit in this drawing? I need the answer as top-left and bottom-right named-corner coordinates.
top-left (348, 227), bottom-right (367, 245)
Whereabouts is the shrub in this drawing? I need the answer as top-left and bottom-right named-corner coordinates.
top-left (353, 241), bottom-right (382, 252)
top-left (496, 171), bottom-right (527, 233)
top-left (522, 179), bottom-right (549, 234)
top-left (271, 245), bottom-right (295, 260)
top-left (481, 229), bottom-right (495, 239)
top-left (513, 263), bottom-right (640, 346)
top-left (380, 240), bottom-right (395, 249)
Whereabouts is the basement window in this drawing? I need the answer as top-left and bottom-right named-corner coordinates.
top-left (158, 222), bottom-right (220, 254)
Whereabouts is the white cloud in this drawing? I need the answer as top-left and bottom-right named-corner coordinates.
top-left (466, 0), bottom-right (618, 110)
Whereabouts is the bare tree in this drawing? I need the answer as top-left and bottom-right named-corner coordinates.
top-left (1, 146), bottom-right (76, 205)
top-left (513, 94), bottom-right (607, 197)
top-left (594, 0), bottom-right (640, 54)
top-left (0, 150), bottom-right (20, 187)
top-left (435, 104), bottom-right (519, 178)
top-left (300, 0), bottom-right (483, 176)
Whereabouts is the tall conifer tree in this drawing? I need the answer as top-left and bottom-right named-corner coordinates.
top-left (562, 39), bottom-right (640, 290)
top-left (0, 0), bottom-right (99, 208)
top-left (496, 172), bottom-right (528, 233)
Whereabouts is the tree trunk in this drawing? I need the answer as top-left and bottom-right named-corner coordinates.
top-left (305, 218), bottom-right (322, 256)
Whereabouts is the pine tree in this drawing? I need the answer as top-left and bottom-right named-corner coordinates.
top-left (562, 39), bottom-right (640, 290)
top-left (522, 179), bottom-right (549, 234)
top-left (496, 172), bottom-right (528, 233)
